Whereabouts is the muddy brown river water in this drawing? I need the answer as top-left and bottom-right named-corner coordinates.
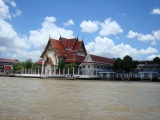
top-left (0, 77), bottom-right (160, 120)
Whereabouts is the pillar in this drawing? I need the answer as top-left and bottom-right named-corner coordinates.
top-left (78, 68), bottom-right (79, 75)
top-left (73, 68), bottom-right (74, 76)
top-left (63, 68), bottom-right (65, 75)
top-left (68, 68), bottom-right (69, 75)
top-left (54, 65), bottom-right (56, 75)
top-left (59, 68), bottom-right (60, 75)
top-left (38, 69), bottom-right (39, 74)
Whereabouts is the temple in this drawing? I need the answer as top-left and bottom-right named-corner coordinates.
top-left (40, 36), bottom-right (87, 75)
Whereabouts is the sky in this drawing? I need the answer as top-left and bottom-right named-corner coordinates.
top-left (0, 0), bottom-right (160, 62)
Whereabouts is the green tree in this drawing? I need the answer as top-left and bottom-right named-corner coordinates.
top-left (132, 60), bottom-right (139, 69)
top-left (64, 62), bottom-right (77, 74)
top-left (152, 57), bottom-right (160, 64)
top-left (12, 62), bottom-right (23, 72)
top-left (32, 63), bottom-right (40, 69)
top-left (121, 55), bottom-right (133, 73)
top-left (57, 59), bottom-right (65, 70)
top-left (25, 59), bottom-right (33, 70)
top-left (113, 58), bottom-right (122, 72)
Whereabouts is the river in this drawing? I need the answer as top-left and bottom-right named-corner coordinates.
top-left (0, 77), bottom-right (160, 120)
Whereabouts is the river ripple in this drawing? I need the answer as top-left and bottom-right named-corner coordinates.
top-left (0, 77), bottom-right (160, 120)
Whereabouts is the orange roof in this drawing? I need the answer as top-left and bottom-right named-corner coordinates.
top-left (41, 37), bottom-right (87, 63)
top-left (60, 37), bottom-right (77, 48)
top-left (90, 54), bottom-right (115, 64)
top-left (36, 59), bottom-right (42, 65)
top-left (51, 39), bottom-right (64, 50)
top-left (65, 55), bottom-right (85, 63)
top-left (73, 41), bottom-right (81, 50)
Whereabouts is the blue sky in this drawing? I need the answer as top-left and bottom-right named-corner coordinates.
top-left (0, 0), bottom-right (160, 62)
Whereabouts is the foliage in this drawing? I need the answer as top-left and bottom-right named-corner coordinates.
top-left (116, 69), bottom-right (124, 73)
top-left (121, 55), bottom-right (133, 73)
top-left (12, 59), bottom-right (40, 73)
top-left (12, 62), bottom-right (24, 71)
top-left (112, 58), bottom-right (122, 71)
top-left (113, 55), bottom-right (136, 73)
top-left (25, 59), bottom-right (33, 70)
top-left (32, 63), bottom-right (40, 69)
top-left (57, 59), bottom-right (65, 70)
top-left (152, 57), bottom-right (160, 64)
top-left (132, 60), bottom-right (139, 69)
top-left (64, 62), bottom-right (77, 70)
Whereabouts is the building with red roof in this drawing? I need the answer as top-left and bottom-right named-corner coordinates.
top-left (79, 54), bottom-right (115, 75)
top-left (0, 58), bottom-right (20, 73)
top-left (40, 36), bottom-right (87, 75)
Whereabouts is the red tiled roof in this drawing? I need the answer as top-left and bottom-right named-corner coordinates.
top-left (73, 41), bottom-right (81, 50)
top-left (41, 37), bottom-right (87, 64)
top-left (90, 54), bottom-right (115, 64)
top-left (36, 59), bottom-right (42, 65)
top-left (65, 55), bottom-right (85, 63)
top-left (51, 39), bottom-right (64, 50)
top-left (0, 58), bottom-right (20, 63)
top-left (60, 37), bottom-right (77, 48)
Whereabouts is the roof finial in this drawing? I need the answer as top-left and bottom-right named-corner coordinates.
top-left (59, 33), bottom-right (61, 40)
top-left (82, 35), bottom-right (84, 41)
top-left (49, 34), bottom-right (51, 39)
top-left (77, 33), bottom-right (79, 38)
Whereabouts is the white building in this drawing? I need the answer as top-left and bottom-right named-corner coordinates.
top-left (79, 54), bottom-right (115, 77)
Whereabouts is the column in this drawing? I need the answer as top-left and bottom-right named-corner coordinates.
top-left (63, 68), bottom-right (65, 75)
top-left (38, 69), bottom-right (39, 74)
top-left (68, 68), bottom-right (69, 75)
top-left (73, 68), bottom-right (74, 76)
top-left (54, 65), bottom-right (56, 75)
top-left (78, 68), bottom-right (79, 75)
top-left (59, 68), bottom-right (60, 75)
top-left (41, 60), bottom-right (44, 75)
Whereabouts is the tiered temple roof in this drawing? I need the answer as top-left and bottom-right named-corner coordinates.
top-left (41, 37), bottom-right (87, 63)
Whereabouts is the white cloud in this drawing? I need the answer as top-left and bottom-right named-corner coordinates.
top-left (80, 18), bottom-right (123, 36)
top-left (99, 18), bottom-right (123, 36)
top-left (0, 0), bottom-right (11, 19)
top-left (151, 8), bottom-right (160, 15)
top-left (0, 0), bottom-right (21, 19)
top-left (29, 16), bottom-right (74, 50)
top-left (139, 47), bottom-right (157, 54)
top-left (119, 13), bottom-right (126, 16)
top-left (86, 36), bottom-right (138, 58)
top-left (5, 0), bottom-right (16, 7)
top-left (0, 46), bottom-right (7, 52)
top-left (0, 19), bottom-right (30, 51)
top-left (127, 30), bottom-right (139, 38)
top-left (86, 36), bottom-right (158, 59)
top-left (151, 41), bottom-right (157, 45)
top-left (80, 20), bottom-right (98, 33)
top-left (12, 9), bottom-right (21, 17)
top-left (63, 19), bottom-right (74, 27)
top-left (147, 54), bottom-right (160, 60)
top-left (153, 30), bottom-right (160, 40)
top-left (127, 30), bottom-right (160, 42)
top-left (16, 50), bottom-right (42, 62)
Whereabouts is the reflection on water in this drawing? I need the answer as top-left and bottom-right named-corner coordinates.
top-left (0, 77), bottom-right (160, 120)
